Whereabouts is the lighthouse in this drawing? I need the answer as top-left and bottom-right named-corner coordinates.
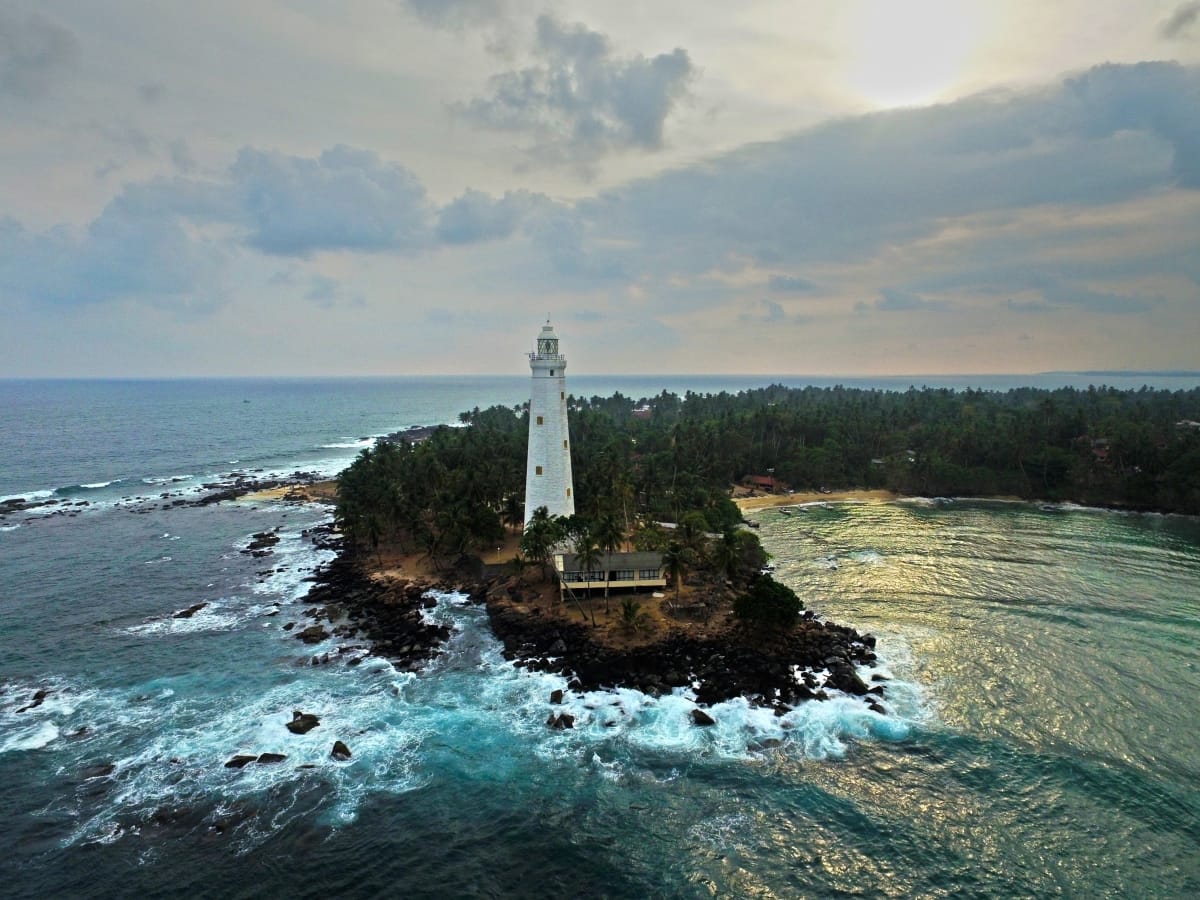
top-left (524, 320), bottom-right (575, 524)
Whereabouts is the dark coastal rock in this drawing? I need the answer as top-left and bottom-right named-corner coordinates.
top-left (224, 755), bottom-right (257, 769)
top-left (286, 711), bottom-right (320, 734)
top-left (331, 740), bottom-right (352, 760)
top-left (256, 753), bottom-right (287, 764)
top-left (485, 596), bottom-right (879, 711)
top-left (868, 701), bottom-right (887, 715)
top-left (691, 708), bottom-right (716, 727)
top-left (550, 689), bottom-right (564, 705)
top-left (173, 602), bottom-right (208, 619)
top-left (546, 712), bottom-right (575, 729)
top-left (377, 424), bottom-right (440, 445)
top-left (295, 625), bottom-right (330, 644)
top-left (16, 688), bottom-right (51, 713)
top-left (291, 550), bottom-right (452, 670)
top-left (827, 666), bottom-right (870, 696)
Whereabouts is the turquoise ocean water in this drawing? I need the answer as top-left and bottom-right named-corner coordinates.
top-left (1, 376), bottom-right (1198, 898)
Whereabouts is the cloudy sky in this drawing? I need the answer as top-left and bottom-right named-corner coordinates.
top-left (3, 0), bottom-right (1199, 377)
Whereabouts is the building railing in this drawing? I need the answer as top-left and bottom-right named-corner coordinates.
top-left (528, 352), bottom-right (566, 361)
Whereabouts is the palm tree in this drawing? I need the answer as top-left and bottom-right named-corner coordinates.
top-left (500, 495), bottom-right (523, 532)
top-left (710, 529), bottom-right (739, 583)
top-left (519, 506), bottom-right (558, 581)
top-left (574, 536), bottom-right (601, 628)
top-left (661, 541), bottom-right (689, 610)
top-left (619, 597), bottom-right (649, 634)
top-left (593, 513), bottom-right (624, 614)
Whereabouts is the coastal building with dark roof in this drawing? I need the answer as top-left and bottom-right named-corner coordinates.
top-left (555, 551), bottom-right (667, 593)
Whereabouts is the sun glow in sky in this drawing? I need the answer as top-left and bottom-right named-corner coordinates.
top-left (843, 0), bottom-right (993, 108)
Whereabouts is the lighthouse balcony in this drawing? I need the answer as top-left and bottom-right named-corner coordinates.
top-left (528, 352), bottom-right (566, 362)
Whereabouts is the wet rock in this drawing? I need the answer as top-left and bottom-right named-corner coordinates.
top-left (749, 737), bottom-right (783, 751)
top-left (257, 752), bottom-right (287, 764)
top-left (241, 530), bottom-right (281, 555)
top-left (16, 688), bottom-right (51, 713)
top-left (691, 708), bottom-right (716, 727)
top-left (828, 666), bottom-right (869, 696)
top-left (545, 712), bottom-right (575, 729)
top-left (868, 701), bottom-right (886, 715)
top-left (331, 740), bottom-right (352, 760)
top-left (224, 755), bottom-right (257, 769)
top-left (550, 689), bottom-right (564, 705)
top-left (173, 602), bottom-right (208, 619)
top-left (286, 710), bottom-right (320, 734)
top-left (295, 624), bottom-right (330, 644)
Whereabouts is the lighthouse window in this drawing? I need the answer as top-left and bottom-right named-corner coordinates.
top-left (536, 466), bottom-right (543, 475)
top-left (560, 391), bottom-right (565, 399)
top-left (550, 370), bottom-right (555, 376)
top-left (563, 440), bottom-right (568, 449)
top-left (536, 416), bottom-right (543, 425)
top-left (566, 488), bottom-right (572, 497)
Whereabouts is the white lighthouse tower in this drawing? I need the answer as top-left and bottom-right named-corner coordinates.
top-left (524, 320), bottom-right (575, 525)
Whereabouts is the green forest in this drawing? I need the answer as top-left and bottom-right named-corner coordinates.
top-left (335, 383), bottom-right (1200, 562)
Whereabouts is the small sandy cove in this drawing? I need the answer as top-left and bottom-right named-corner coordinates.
top-left (733, 488), bottom-right (898, 511)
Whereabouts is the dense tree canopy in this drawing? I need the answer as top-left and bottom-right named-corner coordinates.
top-left (336, 384), bottom-right (1200, 562)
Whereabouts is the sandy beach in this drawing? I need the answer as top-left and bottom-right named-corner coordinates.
top-left (733, 489), bottom-right (899, 511)
top-left (244, 480), bottom-right (339, 504)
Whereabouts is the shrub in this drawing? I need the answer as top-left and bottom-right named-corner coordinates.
top-left (733, 575), bottom-right (803, 630)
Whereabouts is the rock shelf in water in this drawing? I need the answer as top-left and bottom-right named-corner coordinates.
top-left (485, 595), bottom-right (881, 711)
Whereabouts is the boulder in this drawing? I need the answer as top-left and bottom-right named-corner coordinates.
top-left (286, 710), bottom-right (321, 735)
top-left (256, 752), bottom-right (287, 764)
top-left (549, 689), bottom-right (564, 705)
top-left (691, 708), bottom-right (716, 727)
top-left (173, 602), bottom-right (208, 619)
top-left (331, 740), bottom-right (352, 760)
top-left (827, 667), bottom-right (869, 696)
top-left (16, 688), bottom-right (51, 713)
top-left (224, 755), bottom-right (257, 769)
top-left (296, 625), bottom-right (330, 644)
top-left (545, 712), bottom-right (575, 729)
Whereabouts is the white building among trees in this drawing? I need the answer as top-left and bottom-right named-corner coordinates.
top-left (523, 320), bottom-right (576, 525)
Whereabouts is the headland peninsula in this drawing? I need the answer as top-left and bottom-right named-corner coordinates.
top-left (238, 382), bottom-right (1200, 726)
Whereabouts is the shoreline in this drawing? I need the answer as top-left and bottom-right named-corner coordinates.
top-left (285, 521), bottom-right (890, 715)
top-left (732, 488), bottom-right (1187, 518)
top-left (734, 489), bottom-right (899, 511)
top-left (244, 480), bottom-right (338, 505)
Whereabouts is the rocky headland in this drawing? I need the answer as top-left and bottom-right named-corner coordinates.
top-left (283, 530), bottom-right (888, 721)
top-left (484, 589), bottom-right (885, 714)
